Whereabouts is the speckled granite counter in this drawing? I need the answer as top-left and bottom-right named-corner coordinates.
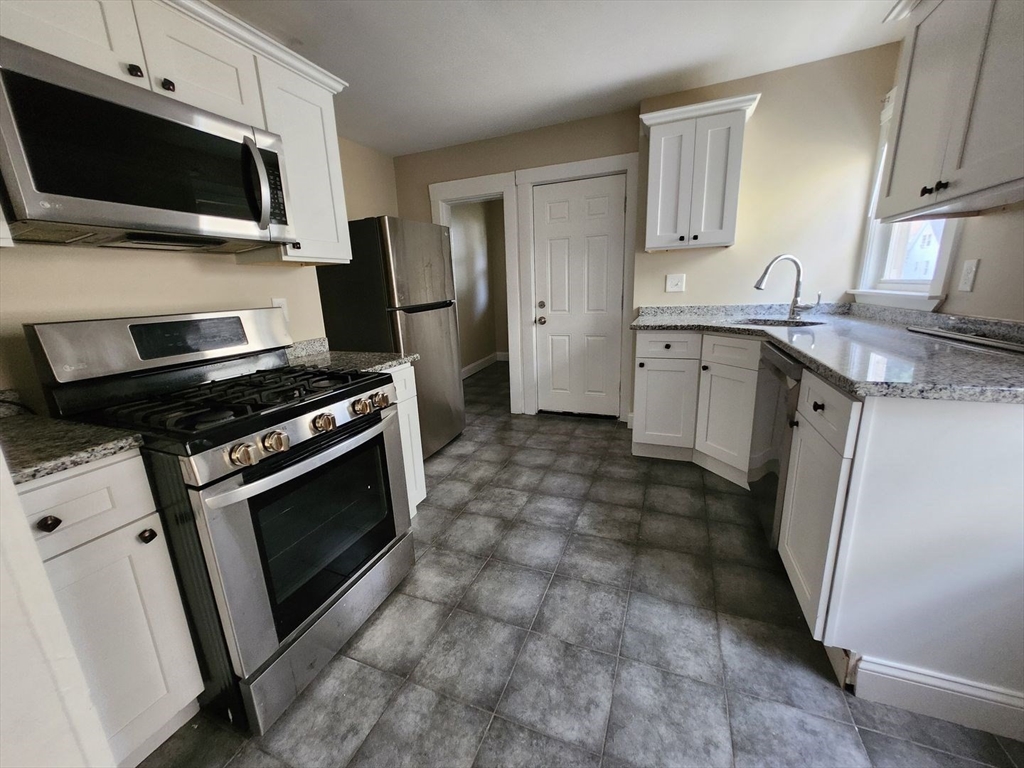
top-left (632, 306), bottom-right (1024, 404)
top-left (287, 339), bottom-right (419, 373)
top-left (0, 414), bottom-right (142, 486)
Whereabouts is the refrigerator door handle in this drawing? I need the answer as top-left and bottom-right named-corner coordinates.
top-left (388, 300), bottom-right (456, 314)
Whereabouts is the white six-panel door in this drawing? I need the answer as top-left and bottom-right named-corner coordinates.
top-left (533, 175), bottom-right (626, 416)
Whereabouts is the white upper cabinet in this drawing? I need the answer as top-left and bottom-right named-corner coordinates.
top-left (877, 0), bottom-right (1024, 220)
top-left (0, 0), bottom-right (150, 86)
top-left (641, 94), bottom-right (758, 251)
top-left (241, 56), bottom-right (352, 264)
top-left (132, 0), bottom-right (265, 127)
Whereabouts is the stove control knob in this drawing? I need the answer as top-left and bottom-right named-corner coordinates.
top-left (352, 398), bottom-right (373, 416)
top-left (311, 412), bottom-right (337, 433)
top-left (371, 392), bottom-right (391, 409)
top-left (229, 442), bottom-right (259, 467)
top-left (262, 430), bottom-right (290, 453)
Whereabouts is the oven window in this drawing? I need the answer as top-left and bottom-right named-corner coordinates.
top-left (248, 434), bottom-right (396, 640)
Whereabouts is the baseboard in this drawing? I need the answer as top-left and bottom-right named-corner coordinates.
top-left (495, 351), bottom-right (510, 362)
top-left (854, 656), bottom-right (1024, 740)
top-left (461, 353), bottom-right (498, 379)
top-left (625, 411), bottom-right (633, 427)
top-left (631, 442), bottom-right (694, 461)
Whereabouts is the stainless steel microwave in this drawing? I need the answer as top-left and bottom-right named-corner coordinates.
top-left (0, 38), bottom-right (295, 252)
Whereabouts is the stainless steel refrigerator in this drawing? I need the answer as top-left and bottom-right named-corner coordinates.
top-left (317, 216), bottom-right (465, 457)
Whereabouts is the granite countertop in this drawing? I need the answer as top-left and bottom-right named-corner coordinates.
top-left (288, 349), bottom-right (420, 372)
top-left (632, 306), bottom-right (1024, 404)
top-left (0, 413), bottom-right (142, 486)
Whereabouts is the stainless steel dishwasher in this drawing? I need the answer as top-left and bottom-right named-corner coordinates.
top-left (748, 343), bottom-right (803, 548)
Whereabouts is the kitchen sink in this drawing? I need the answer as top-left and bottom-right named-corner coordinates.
top-left (735, 318), bottom-right (825, 327)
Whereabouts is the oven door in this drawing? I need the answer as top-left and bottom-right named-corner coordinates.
top-left (192, 408), bottom-right (410, 679)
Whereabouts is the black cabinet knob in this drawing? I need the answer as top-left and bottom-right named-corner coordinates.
top-left (292, 242), bottom-right (302, 250)
top-left (36, 515), bottom-right (62, 533)
top-left (678, 235), bottom-right (686, 241)
top-left (638, 362), bottom-right (645, 368)
top-left (935, 180), bottom-right (949, 192)
top-left (789, 420), bottom-right (799, 428)
top-left (701, 365), bottom-right (709, 371)
top-left (664, 344), bottom-right (671, 349)
top-left (161, 78), bottom-right (176, 92)
top-left (692, 235), bottom-right (699, 241)
top-left (138, 528), bottom-right (158, 544)
top-left (127, 64), bottom-right (144, 78)
top-left (920, 184), bottom-right (935, 196)
top-left (812, 401), bottom-right (825, 412)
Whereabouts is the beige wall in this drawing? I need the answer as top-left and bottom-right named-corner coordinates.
top-left (485, 199), bottom-right (509, 354)
top-left (394, 109), bottom-right (639, 223)
top-left (941, 202), bottom-right (1024, 321)
top-left (633, 44), bottom-right (901, 310)
top-left (451, 202), bottom-right (497, 368)
top-left (338, 136), bottom-right (399, 219)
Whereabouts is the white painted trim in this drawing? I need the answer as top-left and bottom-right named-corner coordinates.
top-left (640, 94), bottom-right (761, 131)
top-left (850, 290), bottom-right (945, 311)
top-left (461, 353), bottom-right (498, 380)
top-left (515, 153), bottom-right (639, 420)
top-left (856, 656), bottom-right (1024, 741)
top-left (496, 352), bottom-right (510, 362)
top-left (428, 173), bottom-right (522, 413)
top-left (166, 0), bottom-right (349, 93)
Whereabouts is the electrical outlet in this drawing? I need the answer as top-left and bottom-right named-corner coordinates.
top-left (958, 260), bottom-right (979, 292)
top-left (665, 274), bottom-right (686, 293)
top-left (271, 297), bottom-right (289, 322)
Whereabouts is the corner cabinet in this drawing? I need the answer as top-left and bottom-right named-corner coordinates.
top-left (640, 94), bottom-right (759, 251)
top-left (876, 0), bottom-right (1024, 221)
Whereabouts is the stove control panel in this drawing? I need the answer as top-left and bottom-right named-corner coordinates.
top-left (262, 430), bottom-right (290, 453)
top-left (229, 443), bottom-right (259, 467)
top-left (311, 412), bottom-right (337, 434)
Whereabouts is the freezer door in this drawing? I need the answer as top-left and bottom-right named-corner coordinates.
top-left (379, 217), bottom-right (455, 308)
top-left (394, 304), bottom-right (465, 457)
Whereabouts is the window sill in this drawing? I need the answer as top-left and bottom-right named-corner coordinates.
top-left (849, 289), bottom-right (945, 312)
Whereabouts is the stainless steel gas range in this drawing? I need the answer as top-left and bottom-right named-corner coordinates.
top-left (25, 308), bottom-right (414, 734)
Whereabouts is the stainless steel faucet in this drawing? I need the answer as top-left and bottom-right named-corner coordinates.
top-left (753, 254), bottom-right (821, 320)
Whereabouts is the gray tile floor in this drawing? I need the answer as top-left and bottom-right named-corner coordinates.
top-left (144, 363), bottom-right (1023, 768)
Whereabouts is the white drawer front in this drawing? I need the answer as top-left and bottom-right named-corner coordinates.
top-left (701, 334), bottom-right (761, 370)
top-left (797, 371), bottom-right (862, 457)
top-left (20, 452), bottom-right (156, 560)
top-left (389, 364), bottom-right (417, 403)
top-left (636, 331), bottom-right (702, 359)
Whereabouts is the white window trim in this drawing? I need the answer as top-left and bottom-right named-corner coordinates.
top-left (851, 89), bottom-right (959, 312)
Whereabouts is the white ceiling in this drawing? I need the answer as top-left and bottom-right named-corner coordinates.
top-left (211, 0), bottom-right (906, 157)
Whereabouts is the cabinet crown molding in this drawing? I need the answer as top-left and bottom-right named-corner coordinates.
top-left (165, 0), bottom-right (349, 94)
top-left (640, 93), bottom-right (760, 132)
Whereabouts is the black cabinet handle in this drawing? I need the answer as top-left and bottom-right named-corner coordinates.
top-left (664, 344), bottom-right (671, 349)
top-left (920, 184), bottom-right (935, 196)
top-left (692, 235), bottom-right (699, 241)
top-left (812, 401), bottom-right (825, 412)
top-left (935, 180), bottom-right (949, 192)
top-left (292, 242), bottom-right (302, 250)
top-left (701, 365), bottom-right (709, 371)
top-left (36, 515), bottom-right (62, 533)
top-left (138, 528), bottom-right (158, 544)
top-left (161, 78), bottom-right (176, 92)
top-left (789, 420), bottom-right (799, 428)
top-left (127, 64), bottom-right (144, 78)
top-left (678, 235), bottom-right (686, 241)
top-left (638, 362), bottom-right (645, 368)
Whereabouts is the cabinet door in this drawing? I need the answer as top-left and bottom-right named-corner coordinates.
top-left (688, 110), bottom-right (744, 247)
top-left (632, 357), bottom-right (700, 448)
top-left (939, 0), bottom-right (1024, 201)
top-left (250, 56), bottom-right (353, 264)
top-left (0, 0), bottom-right (149, 87)
top-left (45, 513), bottom-right (203, 764)
top-left (645, 120), bottom-right (696, 250)
top-left (779, 421), bottom-right (851, 640)
top-left (399, 396), bottom-right (427, 508)
top-left (694, 361), bottom-right (757, 470)
top-left (876, 0), bottom-right (993, 218)
top-left (131, 0), bottom-right (264, 126)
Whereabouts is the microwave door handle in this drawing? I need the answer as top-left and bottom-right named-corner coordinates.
top-left (202, 411), bottom-right (392, 509)
top-left (243, 136), bottom-right (271, 230)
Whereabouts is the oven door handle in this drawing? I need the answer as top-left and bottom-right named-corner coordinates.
top-left (202, 411), bottom-right (393, 509)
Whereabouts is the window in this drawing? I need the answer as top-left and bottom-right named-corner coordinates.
top-left (852, 90), bottom-right (959, 311)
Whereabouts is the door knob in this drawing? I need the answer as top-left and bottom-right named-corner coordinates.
top-left (537, 317), bottom-right (547, 325)
top-left (538, 300), bottom-right (546, 309)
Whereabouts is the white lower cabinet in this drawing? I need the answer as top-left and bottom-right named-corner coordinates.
top-left (693, 361), bottom-right (758, 471)
top-left (778, 418), bottom-right (852, 639)
top-left (632, 357), bottom-right (700, 448)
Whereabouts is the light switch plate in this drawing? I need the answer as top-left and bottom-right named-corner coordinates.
top-left (666, 274), bottom-right (686, 293)
top-left (958, 260), bottom-right (979, 292)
